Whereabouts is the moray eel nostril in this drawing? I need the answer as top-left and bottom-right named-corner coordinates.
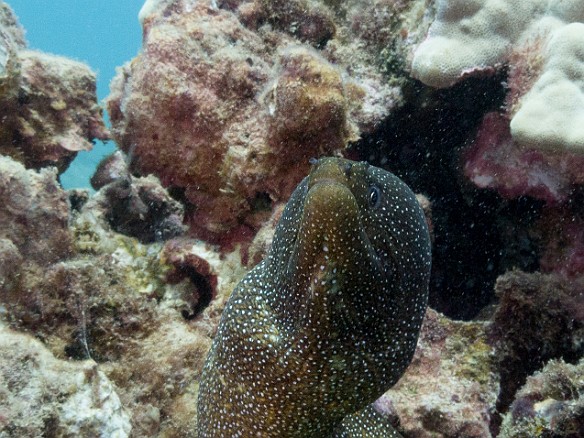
top-left (197, 157), bottom-right (432, 437)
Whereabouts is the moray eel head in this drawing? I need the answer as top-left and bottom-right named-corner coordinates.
top-left (198, 157), bottom-right (431, 437)
top-left (276, 157), bottom-right (430, 338)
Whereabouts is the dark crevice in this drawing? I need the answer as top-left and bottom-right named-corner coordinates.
top-left (348, 75), bottom-right (543, 320)
top-left (179, 266), bottom-right (215, 320)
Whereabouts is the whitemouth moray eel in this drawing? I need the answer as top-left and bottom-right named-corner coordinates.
top-left (198, 157), bottom-right (432, 437)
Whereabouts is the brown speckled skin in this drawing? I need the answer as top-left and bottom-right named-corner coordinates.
top-left (197, 158), bottom-right (431, 437)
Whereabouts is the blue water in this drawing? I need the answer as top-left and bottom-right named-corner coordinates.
top-left (7, 0), bottom-right (143, 189)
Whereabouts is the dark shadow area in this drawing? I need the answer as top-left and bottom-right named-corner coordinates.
top-left (349, 75), bottom-right (542, 320)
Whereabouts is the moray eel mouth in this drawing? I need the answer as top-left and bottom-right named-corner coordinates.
top-left (288, 158), bottom-right (390, 285)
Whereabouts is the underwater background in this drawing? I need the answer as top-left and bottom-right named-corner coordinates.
top-left (0, 0), bottom-right (583, 436)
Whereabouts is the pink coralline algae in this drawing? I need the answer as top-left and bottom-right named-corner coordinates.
top-left (463, 112), bottom-right (584, 204)
top-left (107, 0), bottom-right (404, 243)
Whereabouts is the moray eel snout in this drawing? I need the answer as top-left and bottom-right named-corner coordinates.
top-left (198, 157), bottom-right (432, 437)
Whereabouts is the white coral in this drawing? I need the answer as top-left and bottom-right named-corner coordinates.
top-left (510, 22), bottom-right (584, 152)
top-left (411, 0), bottom-right (584, 153)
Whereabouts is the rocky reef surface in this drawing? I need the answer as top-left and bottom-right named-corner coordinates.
top-left (1, 0), bottom-right (583, 436)
top-left (0, 3), bottom-right (108, 174)
top-left (106, 0), bottom-right (428, 244)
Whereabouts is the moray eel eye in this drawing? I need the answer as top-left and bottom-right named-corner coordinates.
top-left (368, 185), bottom-right (381, 208)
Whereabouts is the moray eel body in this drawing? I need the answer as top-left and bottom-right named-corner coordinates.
top-left (197, 158), bottom-right (432, 437)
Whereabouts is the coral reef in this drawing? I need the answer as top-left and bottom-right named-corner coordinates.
top-left (499, 358), bottom-right (584, 438)
top-left (0, 3), bottom-right (108, 173)
top-left (412, 0), bottom-right (584, 217)
top-left (422, 9), bottom-right (584, 299)
top-left (107, 0), bottom-right (427, 242)
top-left (489, 270), bottom-right (584, 411)
top-left (264, 46), bottom-right (358, 155)
top-left (1, 0), bottom-right (583, 435)
top-left (0, 155), bottom-right (73, 265)
top-left (0, 238), bottom-right (21, 295)
top-left (378, 309), bottom-right (499, 437)
top-left (0, 324), bottom-right (131, 437)
top-left (87, 151), bottom-right (186, 243)
top-left (8, 50), bottom-right (109, 171)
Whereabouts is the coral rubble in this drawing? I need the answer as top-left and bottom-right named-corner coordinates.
top-left (378, 309), bottom-right (499, 437)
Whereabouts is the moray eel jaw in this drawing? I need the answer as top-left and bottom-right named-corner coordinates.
top-left (282, 160), bottom-right (390, 334)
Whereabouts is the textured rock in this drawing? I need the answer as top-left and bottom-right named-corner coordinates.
top-left (489, 270), bottom-right (584, 410)
top-left (96, 175), bottom-right (186, 244)
top-left (0, 238), bottom-right (22, 295)
top-left (378, 309), bottom-right (499, 437)
top-left (0, 155), bottom-right (73, 265)
top-left (537, 206), bottom-right (584, 278)
top-left (499, 358), bottom-right (584, 438)
top-left (0, 3), bottom-right (108, 173)
top-left (11, 50), bottom-right (109, 171)
top-left (0, 324), bottom-right (131, 437)
top-left (107, 0), bottom-right (418, 242)
top-left (0, 166), bottom-right (237, 436)
top-left (0, 1), bottom-right (25, 87)
top-left (411, 0), bottom-right (584, 154)
top-left (90, 151), bottom-right (131, 191)
top-left (102, 318), bottom-right (212, 437)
